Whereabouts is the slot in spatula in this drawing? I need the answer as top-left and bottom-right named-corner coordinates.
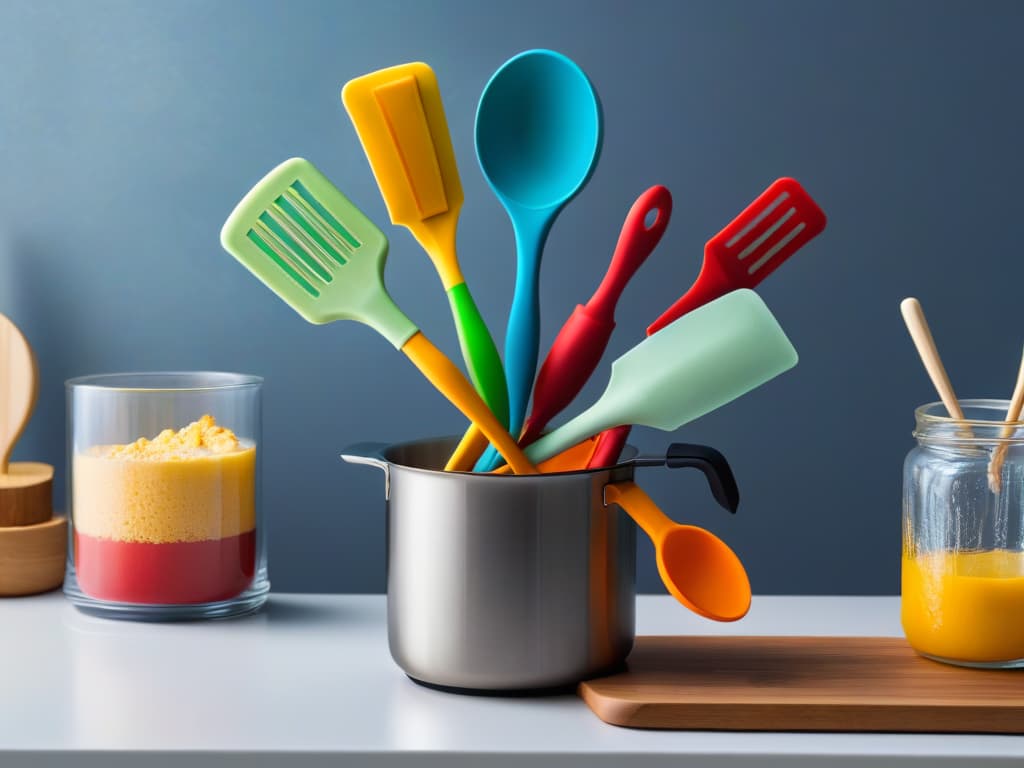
top-left (648, 178), bottom-right (825, 335)
top-left (220, 157), bottom-right (534, 474)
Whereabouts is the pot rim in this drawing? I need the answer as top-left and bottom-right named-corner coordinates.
top-left (345, 435), bottom-right (640, 478)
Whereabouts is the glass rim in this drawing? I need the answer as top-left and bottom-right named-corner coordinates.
top-left (65, 371), bottom-right (263, 393)
top-left (913, 399), bottom-right (1024, 446)
top-left (915, 399), bottom-right (1020, 428)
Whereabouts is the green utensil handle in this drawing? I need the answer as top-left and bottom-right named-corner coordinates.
top-left (447, 282), bottom-right (510, 426)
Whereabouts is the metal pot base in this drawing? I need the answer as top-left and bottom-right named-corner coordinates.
top-left (405, 658), bottom-right (628, 697)
top-left (343, 437), bottom-right (638, 690)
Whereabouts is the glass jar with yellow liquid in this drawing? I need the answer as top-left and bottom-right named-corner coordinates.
top-left (903, 400), bottom-right (1024, 667)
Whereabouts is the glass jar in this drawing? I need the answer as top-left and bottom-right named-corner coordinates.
top-left (902, 399), bottom-right (1024, 667)
top-left (63, 372), bottom-right (269, 620)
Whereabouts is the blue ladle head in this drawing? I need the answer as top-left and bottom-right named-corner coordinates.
top-left (476, 49), bottom-right (603, 212)
top-left (473, 49), bottom-right (603, 472)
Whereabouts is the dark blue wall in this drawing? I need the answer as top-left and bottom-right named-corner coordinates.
top-left (3, 0), bottom-right (1022, 594)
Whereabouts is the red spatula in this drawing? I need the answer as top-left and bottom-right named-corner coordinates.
top-left (647, 178), bottom-right (825, 335)
top-left (517, 185), bottom-right (672, 450)
top-left (588, 179), bottom-right (825, 469)
top-left (587, 425), bottom-right (632, 468)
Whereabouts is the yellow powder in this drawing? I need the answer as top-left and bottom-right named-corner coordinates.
top-left (101, 414), bottom-right (243, 460)
top-left (73, 415), bottom-right (256, 543)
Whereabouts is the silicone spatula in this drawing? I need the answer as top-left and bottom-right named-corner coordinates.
top-left (446, 185), bottom-right (668, 473)
top-left (581, 182), bottom-right (827, 468)
top-left (220, 158), bottom-right (535, 475)
top-left (647, 178), bottom-right (825, 335)
top-left (341, 63), bottom-right (509, 427)
top-left (521, 289), bottom-right (798, 465)
top-left (517, 185), bottom-right (672, 450)
top-left (587, 425), bottom-right (632, 469)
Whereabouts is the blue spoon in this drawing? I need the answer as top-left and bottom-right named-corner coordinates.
top-left (473, 49), bottom-right (603, 472)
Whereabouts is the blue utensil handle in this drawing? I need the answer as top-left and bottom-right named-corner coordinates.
top-left (472, 266), bottom-right (540, 473)
top-left (473, 438), bottom-right (502, 472)
top-left (505, 262), bottom-right (541, 433)
top-left (474, 210), bottom-right (552, 472)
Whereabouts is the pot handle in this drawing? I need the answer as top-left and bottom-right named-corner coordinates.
top-left (340, 442), bottom-right (391, 500)
top-left (627, 443), bottom-right (739, 514)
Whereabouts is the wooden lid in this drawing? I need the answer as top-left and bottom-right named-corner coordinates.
top-left (0, 461), bottom-right (53, 488)
top-left (0, 462), bottom-right (53, 527)
top-left (0, 515), bottom-right (66, 596)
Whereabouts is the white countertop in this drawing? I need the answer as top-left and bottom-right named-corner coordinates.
top-left (1, 593), bottom-right (1021, 767)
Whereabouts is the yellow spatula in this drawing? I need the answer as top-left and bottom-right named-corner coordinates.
top-left (342, 63), bottom-right (509, 428)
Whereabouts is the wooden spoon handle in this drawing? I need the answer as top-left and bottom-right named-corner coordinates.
top-left (999, 347), bottom-right (1024, 427)
top-left (987, 345), bottom-right (1024, 492)
top-left (0, 314), bottom-right (39, 475)
top-left (899, 298), bottom-right (964, 419)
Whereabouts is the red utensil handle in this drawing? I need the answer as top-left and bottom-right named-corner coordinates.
top-left (521, 185), bottom-right (673, 447)
top-left (519, 304), bottom-right (615, 447)
top-left (587, 185), bottom-right (673, 320)
top-left (646, 267), bottom-right (728, 336)
top-left (588, 425), bottom-right (632, 468)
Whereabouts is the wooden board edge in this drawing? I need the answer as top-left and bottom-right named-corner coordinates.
top-left (576, 690), bottom-right (1024, 734)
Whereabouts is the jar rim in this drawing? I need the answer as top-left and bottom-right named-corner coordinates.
top-left (65, 371), bottom-right (263, 392)
top-left (914, 399), bottom-right (1024, 446)
top-left (915, 399), bottom-right (1021, 427)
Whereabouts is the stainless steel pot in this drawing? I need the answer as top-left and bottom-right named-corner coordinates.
top-left (341, 437), bottom-right (734, 692)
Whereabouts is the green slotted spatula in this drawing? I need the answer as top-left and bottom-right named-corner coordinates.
top-left (220, 157), bottom-right (535, 475)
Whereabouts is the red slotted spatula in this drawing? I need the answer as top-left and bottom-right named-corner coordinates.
top-left (647, 178), bottom-right (825, 335)
top-left (586, 178), bottom-right (826, 470)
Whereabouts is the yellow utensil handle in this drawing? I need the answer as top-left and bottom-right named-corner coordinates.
top-left (604, 481), bottom-right (676, 542)
top-left (402, 333), bottom-right (536, 475)
top-left (445, 423), bottom-right (489, 472)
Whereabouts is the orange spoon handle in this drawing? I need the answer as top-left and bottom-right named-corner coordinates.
top-left (402, 332), bottom-right (536, 475)
top-left (604, 481), bottom-right (675, 543)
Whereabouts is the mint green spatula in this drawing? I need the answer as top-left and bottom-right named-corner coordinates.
top-left (521, 289), bottom-right (798, 465)
top-left (220, 157), bottom-right (536, 475)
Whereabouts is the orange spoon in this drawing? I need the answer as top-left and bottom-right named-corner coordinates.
top-left (605, 481), bottom-right (750, 621)
top-left (496, 440), bottom-right (751, 621)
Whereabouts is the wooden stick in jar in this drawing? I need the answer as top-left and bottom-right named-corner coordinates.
top-left (987, 345), bottom-right (1024, 493)
top-left (899, 298), bottom-right (966, 421)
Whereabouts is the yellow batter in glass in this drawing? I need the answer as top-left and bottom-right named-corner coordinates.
top-left (902, 550), bottom-right (1024, 663)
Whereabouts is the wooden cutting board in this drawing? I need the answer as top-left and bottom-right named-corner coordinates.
top-left (578, 636), bottom-right (1024, 733)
